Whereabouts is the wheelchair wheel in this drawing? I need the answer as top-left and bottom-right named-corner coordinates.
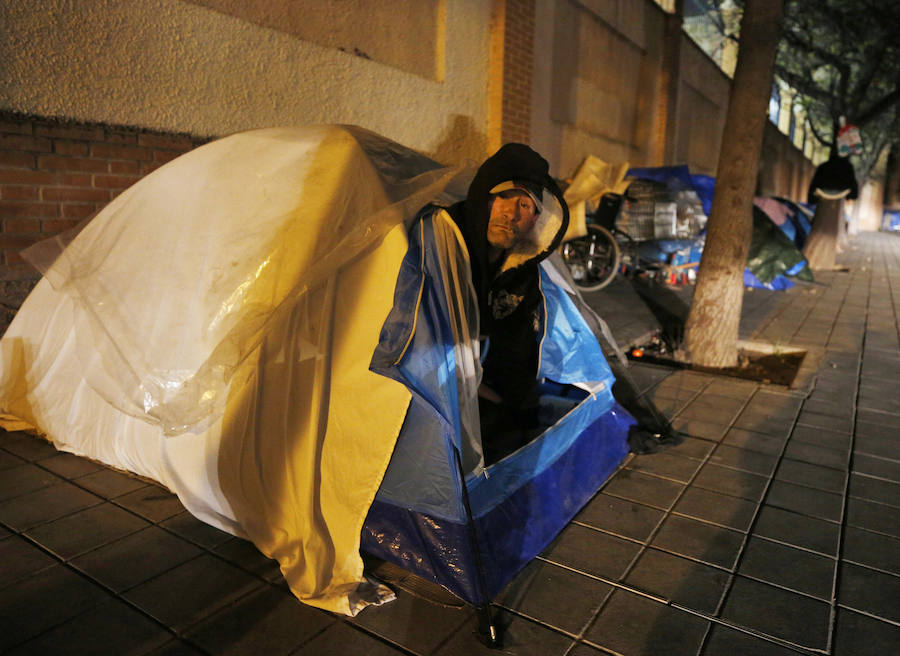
top-left (561, 224), bottom-right (621, 292)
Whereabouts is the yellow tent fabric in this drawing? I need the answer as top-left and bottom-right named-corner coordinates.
top-left (0, 126), bottom-right (466, 614)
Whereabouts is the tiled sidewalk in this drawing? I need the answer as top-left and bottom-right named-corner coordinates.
top-left (2, 232), bottom-right (899, 655)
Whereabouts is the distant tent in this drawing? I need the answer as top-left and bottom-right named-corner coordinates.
top-left (0, 126), bottom-right (633, 629)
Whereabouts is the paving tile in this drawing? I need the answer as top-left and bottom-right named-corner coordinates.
top-left (670, 417), bottom-right (730, 441)
top-left (857, 395), bottom-right (900, 414)
top-left (783, 440), bottom-right (849, 469)
top-left (114, 484), bottom-right (184, 522)
top-left (584, 588), bottom-right (709, 656)
top-left (846, 497), bottom-right (900, 539)
top-left (842, 526), bottom-right (900, 576)
top-left (853, 434), bottom-right (900, 461)
top-left (721, 427), bottom-right (786, 455)
top-left (838, 562), bottom-right (900, 623)
top-left (7, 597), bottom-right (172, 656)
top-left (670, 435), bottom-right (716, 459)
top-left (801, 398), bottom-right (854, 420)
top-left (625, 451), bottom-right (702, 482)
top-left (720, 575), bottom-right (830, 650)
top-left (765, 480), bottom-right (844, 522)
top-left (697, 382), bottom-right (757, 401)
top-left (657, 371), bottom-right (711, 393)
top-left (494, 559), bottom-right (611, 636)
top-left (738, 399), bottom-right (799, 421)
top-left (646, 395), bottom-right (687, 419)
top-left (833, 607), bottom-right (900, 656)
top-left (25, 502), bottom-right (150, 560)
top-left (743, 392), bottom-right (802, 417)
top-left (433, 608), bottom-right (573, 655)
top-left (567, 644), bottom-right (605, 656)
top-left (71, 525), bottom-right (203, 592)
top-left (731, 412), bottom-right (794, 438)
top-left (75, 469), bottom-right (149, 498)
top-left (796, 409), bottom-right (853, 433)
top-left (184, 585), bottom-right (335, 656)
top-left (851, 453), bottom-right (900, 482)
top-left (541, 524), bottom-right (641, 581)
top-left (775, 458), bottom-right (847, 494)
top-left (737, 536), bottom-right (834, 600)
top-left (857, 408), bottom-right (900, 428)
top-left (0, 479), bottom-right (102, 531)
top-left (701, 624), bottom-right (806, 656)
top-left (0, 534), bottom-right (57, 590)
top-left (651, 514), bottom-right (744, 569)
top-left (805, 387), bottom-right (853, 406)
top-left (123, 553), bottom-right (263, 631)
top-left (148, 639), bottom-right (206, 655)
top-left (624, 364), bottom-right (673, 390)
top-left (676, 400), bottom-right (743, 424)
top-left (752, 505), bottom-right (839, 555)
top-left (812, 380), bottom-right (857, 398)
top-left (692, 463), bottom-right (769, 502)
top-left (0, 463), bottom-right (62, 501)
top-left (790, 424), bottom-right (852, 451)
top-left (0, 564), bottom-right (111, 651)
top-left (0, 432), bottom-right (58, 462)
top-left (648, 381), bottom-right (699, 403)
top-left (214, 537), bottom-right (282, 581)
top-left (0, 448), bottom-right (25, 470)
top-left (574, 493), bottom-right (664, 541)
top-left (37, 452), bottom-right (104, 479)
top-left (601, 469), bottom-right (685, 510)
top-left (291, 621), bottom-right (409, 655)
top-left (848, 473), bottom-right (900, 507)
top-left (672, 486), bottom-right (758, 532)
top-left (161, 511), bottom-right (234, 549)
top-left (708, 444), bottom-right (778, 475)
top-left (624, 547), bottom-right (729, 613)
top-left (854, 419), bottom-right (900, 442)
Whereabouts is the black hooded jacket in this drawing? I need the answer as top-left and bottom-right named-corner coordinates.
top-left (447, 143), bottom-right (569, 409)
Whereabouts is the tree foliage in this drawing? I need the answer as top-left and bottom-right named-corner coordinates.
top-left (686, 0), bottom-right (900, 181)
top-left (776, 0), bottom-right (900, 178)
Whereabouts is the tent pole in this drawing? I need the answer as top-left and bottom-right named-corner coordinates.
top-left (453, 448), bottom-right (501, 648)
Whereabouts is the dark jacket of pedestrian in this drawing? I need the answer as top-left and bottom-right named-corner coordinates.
top-left (446, 143), bottom-right (569, 433)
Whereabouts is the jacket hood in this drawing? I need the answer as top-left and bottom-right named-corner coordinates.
top-left (459, 143), bottom-right (569, 275)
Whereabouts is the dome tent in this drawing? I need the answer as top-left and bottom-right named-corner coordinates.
top-left (0, 126), bottom-right (633, 639)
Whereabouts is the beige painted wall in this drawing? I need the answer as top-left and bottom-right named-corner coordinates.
top-left (530, 0), bottom-right (810, 201)
top-left (534, 0), bottom-right (675, 178)
top-left (0, 0), bottom-right (492, 163)
top-left (2, 0), bottom-right (815, 193)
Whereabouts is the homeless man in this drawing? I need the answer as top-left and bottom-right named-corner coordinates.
top-left (446, 143), bottom-right (569, 463)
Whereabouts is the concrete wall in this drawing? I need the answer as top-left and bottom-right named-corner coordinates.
top-left (536, 0), bottom-right (672, 177)
top-left (530, 0), bottom-right (810, 196)
top-left (0, 0), bottom-right (493, 164)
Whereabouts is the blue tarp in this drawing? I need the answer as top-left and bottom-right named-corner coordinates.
top-left (363, 210), bottom-right (632, 604)
top-left (885, 209), bottom-right (900, 231)
top-left (625, 164), bottom-right (715, 215)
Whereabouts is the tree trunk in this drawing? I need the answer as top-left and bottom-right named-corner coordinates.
top-left (802, 198), bottom-right (843, 270)
top-left (684, 0), bottom-right (784, 367)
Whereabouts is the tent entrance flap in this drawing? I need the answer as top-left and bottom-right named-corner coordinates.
top-left (363, 208), bottom-right (633, 605)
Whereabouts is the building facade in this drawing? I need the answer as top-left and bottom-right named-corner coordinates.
top-left (1, 0), bottom-right (821, 327)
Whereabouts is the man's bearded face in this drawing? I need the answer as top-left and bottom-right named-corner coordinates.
top-left (487, 190), bottom-right (538, 250)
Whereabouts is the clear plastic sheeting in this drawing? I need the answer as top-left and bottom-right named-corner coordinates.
top-left (1, 126), bottom-right (470, 616)
top-left (21, 126), bottom-right (466, 436)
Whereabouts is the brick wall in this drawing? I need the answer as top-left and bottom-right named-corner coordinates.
top-left (0, 111), bottom-right (207, 333)
top-left (501, 0), bottom-right (535, 145)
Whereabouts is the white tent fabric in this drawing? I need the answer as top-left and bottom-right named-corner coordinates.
top-left (0, 126), bottom-right (469, 614)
